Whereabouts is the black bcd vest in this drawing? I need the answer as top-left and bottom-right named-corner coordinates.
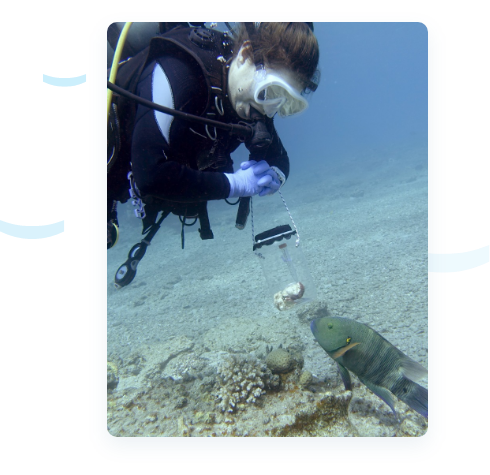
top-left (107, 26), bottom-right (239, 239)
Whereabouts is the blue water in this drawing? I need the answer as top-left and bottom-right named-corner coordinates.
top-left (289, 23), bottom-right (427, 157)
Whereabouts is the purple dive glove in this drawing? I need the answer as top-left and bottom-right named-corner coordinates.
top-left (224, 160), bottom-right (283, 198)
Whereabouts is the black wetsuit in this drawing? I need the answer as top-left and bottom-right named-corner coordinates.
top-left (129, 53), bottom-right (290, 207)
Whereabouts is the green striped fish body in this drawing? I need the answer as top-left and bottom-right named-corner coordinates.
top-left (311, 316), bottom-right (428, 418)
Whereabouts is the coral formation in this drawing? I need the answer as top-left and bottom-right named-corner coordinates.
top-left (215, 354), bottom-right (279, 413)
top-left (299, 370), bottom-right (313, 388)
top-left (266, 348), bottom-right (294, 374)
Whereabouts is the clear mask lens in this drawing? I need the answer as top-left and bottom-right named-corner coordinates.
top-left (253, 68), bottom-right (308, 118)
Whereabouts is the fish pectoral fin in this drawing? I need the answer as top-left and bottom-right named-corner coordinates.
top-left (331, 341), bottom-right (360, 359)
top-left (336, 362), bottom-right (352, 391)
top-left (360, 377), bottom-right (397, 415)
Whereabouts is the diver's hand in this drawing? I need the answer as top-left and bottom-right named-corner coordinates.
top-left (225, 160), bottom-right (279, 198)
top-left (242, 161), bottom-right (284, 196)
top-left (257, 166), bottom-right (283, 196)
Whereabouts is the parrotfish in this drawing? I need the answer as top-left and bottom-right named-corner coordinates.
top-left (310, 316), bottom-right (428, 418)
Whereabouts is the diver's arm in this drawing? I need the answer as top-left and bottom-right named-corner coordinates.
top-left (133, 160), bottom-right (231, 202)
top-left (135, 159), bottom-right (277, 201)
top-left (248, 117), bottom-right (290, 180)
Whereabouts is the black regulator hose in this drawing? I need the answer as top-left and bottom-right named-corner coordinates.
top-left (246, 107), bottom-right (272, 153)
top-left (235, 107), bottom-right (273, 231)
top-left (107, 81), bottom-right (253, 139)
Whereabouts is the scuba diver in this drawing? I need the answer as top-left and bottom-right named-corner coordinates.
top-left (107, 22), bottom-right (320, 288)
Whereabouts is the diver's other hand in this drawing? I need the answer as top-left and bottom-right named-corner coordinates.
top-left (225, 160), bottom-right (275, 198)
top-left (241, 161), bottom-right (284, 196)
top-left (256, 167), bottom-right (282, 196)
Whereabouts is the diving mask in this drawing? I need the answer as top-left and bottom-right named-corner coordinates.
top-left (253, 66), bottom-right (308, 118)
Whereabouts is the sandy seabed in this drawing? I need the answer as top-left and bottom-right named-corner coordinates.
top-left (107, 143), bottom-right (428, 437)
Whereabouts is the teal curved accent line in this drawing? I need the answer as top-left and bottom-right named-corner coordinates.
top-left (428, 246), bottom-right (489, 272)
top-left (43, 74), bottom-right (86, 87)
top-left (0, 220), bottom-right (64, 239)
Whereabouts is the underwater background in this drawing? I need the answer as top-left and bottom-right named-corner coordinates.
top-left (107, 22), bottom-right (428, 436)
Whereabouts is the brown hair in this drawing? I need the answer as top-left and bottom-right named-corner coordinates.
top-left (232, 22), bottom-right (320, 90)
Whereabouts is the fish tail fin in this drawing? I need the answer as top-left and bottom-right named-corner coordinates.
top-left (400, 356), bottom-right (428, 382)
top-left (395, 378), bottom-right (428, 418)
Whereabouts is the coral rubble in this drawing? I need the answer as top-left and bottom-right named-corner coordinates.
top-left (215, 354), bottom-right (279, 413)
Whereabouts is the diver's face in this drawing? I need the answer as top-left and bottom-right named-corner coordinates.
top-left (227, 45), bottom-right (265, 119)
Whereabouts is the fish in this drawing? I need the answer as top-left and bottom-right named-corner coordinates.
top-left (310, 316), bottom-right (428, 418)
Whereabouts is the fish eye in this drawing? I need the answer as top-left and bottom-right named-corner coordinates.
top-left (346, 337), bottom-right (352, 343)
top-left (327, 323), bottom-right (333, 329)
